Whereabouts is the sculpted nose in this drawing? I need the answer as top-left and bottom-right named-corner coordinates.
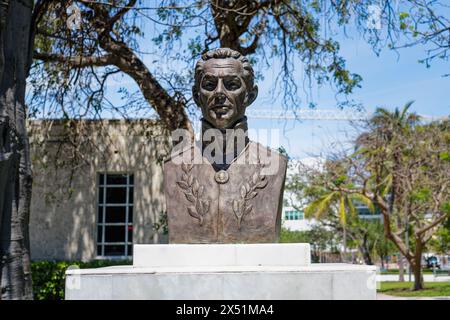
top-left (216, 79), bottom-right (224, 93)
top-left (212, 80), bottom-right (227, 105)
top-left (214, 92), bottom-right (226, 104)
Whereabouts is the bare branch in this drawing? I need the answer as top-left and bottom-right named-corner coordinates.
top-left (33, 51), bottom-right (116, 67)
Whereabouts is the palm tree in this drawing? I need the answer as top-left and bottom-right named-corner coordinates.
top-left (305, 102), bottom-right (419, 266)
top-left (304, 187), bottom-right (375, 262)
top-left (371, 101), bottom-right (420, 134)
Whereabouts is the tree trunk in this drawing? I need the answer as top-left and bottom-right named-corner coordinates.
top-left (412, 241), bottom-right (424, 291)
top-left (396, 212), bottom-right (405, 281)
top-left (398, 254), bottom-right (405, 282)
top-left (342, 226), bottom-right (347, 263)
top-left (391, 149), bottom-right (406, 282)
top-left (0, 0), bottom-right (34, 300)
top-left (358, 244), bottom-right (374, 265)
top-left (0, 117), bottom-right (18, 300)
top-left (361, 233), bottom-right (373, 265)
top-left (348, 230), bottom-right (374, 265)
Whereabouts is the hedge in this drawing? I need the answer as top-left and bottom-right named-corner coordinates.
top-left (31, 260), bottom-right (131, 300)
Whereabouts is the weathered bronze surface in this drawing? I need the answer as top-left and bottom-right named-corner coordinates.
top-left (164, 48), bottom-right (287, 243)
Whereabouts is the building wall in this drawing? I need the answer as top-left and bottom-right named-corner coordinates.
top-left (282, 218), bottom-right (316, 232)
top-left (28, 120), bottom-right (169, 261)
top-left (281, 206), bottom-right (316, 232)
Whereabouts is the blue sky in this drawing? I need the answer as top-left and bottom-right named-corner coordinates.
top-left (94, 9), bottom-right (450, 159)
top-left (247, 32), bottom-right (450, 158)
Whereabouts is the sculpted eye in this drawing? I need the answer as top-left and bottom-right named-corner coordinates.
top-left (201, 78), bottom-right (216, 91)
top-left (225, 78), bottom-right (241, 91)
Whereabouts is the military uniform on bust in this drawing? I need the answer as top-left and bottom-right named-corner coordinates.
top-left (164, 117), bottom-right (287, 243)
top-left (164, 48), bottom-right (288, 244)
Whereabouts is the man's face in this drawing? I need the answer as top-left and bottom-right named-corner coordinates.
top-left (195, 58), bottom-right (256, 129)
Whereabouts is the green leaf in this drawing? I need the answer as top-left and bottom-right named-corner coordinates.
top-left (411, 188), bottom-right (431, 202)
top-left (346, 196), bottom-right (357, 217)
top-left (380, 174), bottom-right (393, 197)
top-left (399, 12), bottom-right (410, 20)
top-left (339, 196), bottom-right (346, 225)
top-left (304, 192), bottom-right (337, 219)
top-left (440, 202), bottom-right (450, 214)
top-left (351, 194), bottom-right (375, 213)
top-left (334, 175), bottom-right (347, 186)
top-left (439, 152), bottom-right (450, 162)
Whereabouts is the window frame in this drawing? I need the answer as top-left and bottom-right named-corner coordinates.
top-left (96, 173), bottom-right (134, 259)
top-left (284, 209), bottom-right (305, 221)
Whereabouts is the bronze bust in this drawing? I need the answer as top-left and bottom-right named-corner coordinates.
top-left (164, 48), bottom-right (287, 243)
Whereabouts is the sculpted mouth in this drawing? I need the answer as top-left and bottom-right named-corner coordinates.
top-left (210, 105), bottom-right (232, 115)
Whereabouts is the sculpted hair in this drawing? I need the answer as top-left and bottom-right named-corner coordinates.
top-left (194, 48), bottom-right (255, 90)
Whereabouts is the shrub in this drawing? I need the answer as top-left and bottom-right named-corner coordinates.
top-left (31, 260), bottom-right (131, 300)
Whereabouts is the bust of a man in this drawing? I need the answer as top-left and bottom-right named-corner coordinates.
top-left (164, 48), bottom-right (287, 243)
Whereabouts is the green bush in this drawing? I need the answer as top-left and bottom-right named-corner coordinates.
top-left (31, 260), bottom-right (131, 300)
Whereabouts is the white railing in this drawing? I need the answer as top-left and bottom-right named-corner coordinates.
top-left (246, 109), bottom-right (448, 121)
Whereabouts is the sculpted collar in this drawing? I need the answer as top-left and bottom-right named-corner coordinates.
top-left (201, 117), bottom-right (249, 171)
top-left (201, 116), bottom-right (249, 133)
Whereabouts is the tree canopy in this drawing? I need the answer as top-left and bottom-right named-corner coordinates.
top-left (30, 0), bottom-right (450, 132)
top-left (290, 104), bottom-right (449, 290)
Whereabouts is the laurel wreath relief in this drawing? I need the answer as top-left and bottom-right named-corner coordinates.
top-left (177, 160), bottom-right (268, 229)
top-left (232, 161), bottom-right (268, 230)
top-left (176, 163), bottom-right (210, 225)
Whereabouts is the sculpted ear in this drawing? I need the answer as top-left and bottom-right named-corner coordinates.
top-left (247, 85), bottom-right (258, 107)
top-left (192, 85), bottom-right (201, 107)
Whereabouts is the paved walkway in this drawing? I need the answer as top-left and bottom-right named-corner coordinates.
top-left (377, 274), bottom-right (450, 282)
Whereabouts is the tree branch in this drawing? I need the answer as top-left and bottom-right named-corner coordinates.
top-left (105, 0), bottom-right (137, 33)
top-left (34, 1), bottom-right (193, 135)
top-left (33, 51), bottom-right (116, 67)
top-left (416, 213), bottom-right (449, 237)
top-left (97, 36), bottom-right (192, 133)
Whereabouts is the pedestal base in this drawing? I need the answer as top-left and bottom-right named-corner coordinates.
top-left (65, 244), bottom-right (376, 300)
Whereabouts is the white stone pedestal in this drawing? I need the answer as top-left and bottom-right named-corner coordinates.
top-left (65, 243), bottom-right (377, 300)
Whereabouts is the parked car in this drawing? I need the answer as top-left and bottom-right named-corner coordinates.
top-left (424, 256), bottom-right (441, 269)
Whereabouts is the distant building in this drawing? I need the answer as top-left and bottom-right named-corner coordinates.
top-left (29, 119), bottom-right (169, 261)
top-left (281, 206), bottom-right (316, 231)
top-left (281, 157), bottom-right (382, 232)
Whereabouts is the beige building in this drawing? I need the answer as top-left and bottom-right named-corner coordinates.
top-left (28, 119), bottom-right (170, 261)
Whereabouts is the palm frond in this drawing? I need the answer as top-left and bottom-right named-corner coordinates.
top-left (380, 174), bottom-right (393, 197)
top-left (339, 195), bottom-right (346, 225)
top-left (351, 193), bottom-right (375, 213)
top-left (346, 196), bottom-right (357, 217)
top-left (304, 192), bottom-right (337, 219)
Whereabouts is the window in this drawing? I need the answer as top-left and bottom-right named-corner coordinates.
top-left (284, 210), bottom-right (305, 220)
top-left (285, 210), bottom-right (290, 220)
top-left (356, 206), bottom-right (372, 216)
top-left (284, 210), bottom-right (304, 221)
top-left (97, 173), bottom-right (134, 257)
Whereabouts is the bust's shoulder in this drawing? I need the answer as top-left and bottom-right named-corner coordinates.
top-left (248, 140), bottom-right (288, 162)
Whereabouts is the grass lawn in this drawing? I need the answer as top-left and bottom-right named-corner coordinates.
top-left (378, 282), bottom-right (450, 297)
top-left (380, 269), bottom-right (436, 275)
